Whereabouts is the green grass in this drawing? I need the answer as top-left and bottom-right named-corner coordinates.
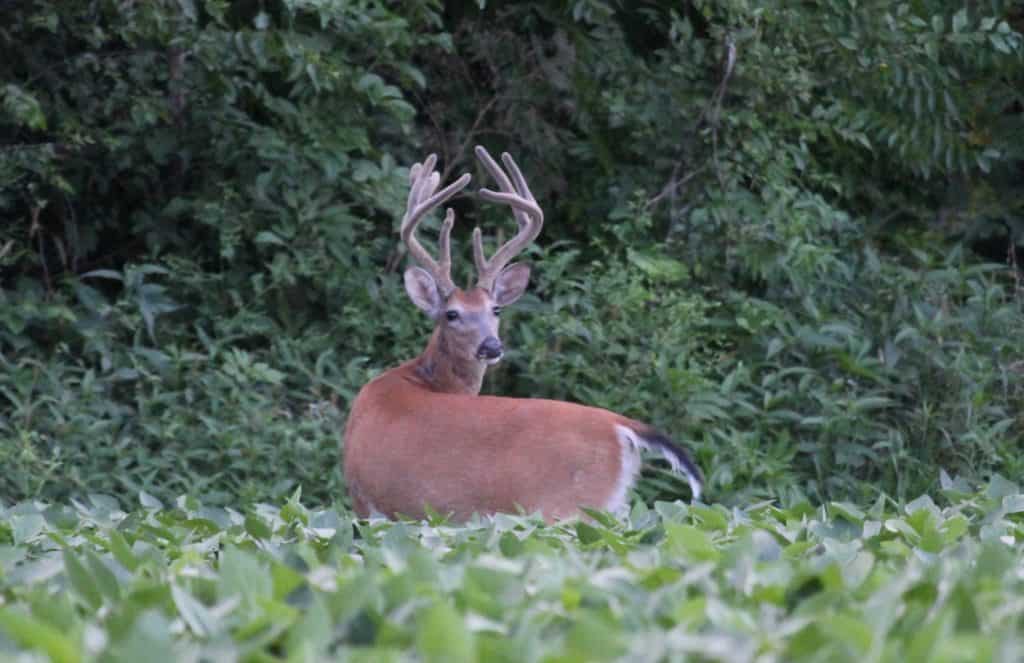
top-left (2, 477), bottom-right (1024, 662)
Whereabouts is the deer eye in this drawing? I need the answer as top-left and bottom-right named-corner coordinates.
top-left (492, 307), bottom-right (502, 316)
top-left (445, 310), bottom-right (460, 321)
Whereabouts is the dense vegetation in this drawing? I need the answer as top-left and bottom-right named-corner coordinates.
top-left (3, 478), bottom-right (1024, 661)
top-left (2, 1), bottom-right (1024, 659)
top-left (1, 2), bottom-right (1023, 508)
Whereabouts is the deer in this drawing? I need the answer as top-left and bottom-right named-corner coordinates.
top-left (342, 146), bottom-right (703, 522)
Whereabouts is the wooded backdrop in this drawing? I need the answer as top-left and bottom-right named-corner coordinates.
top-left (1, 0), bottom-right (1022, 507)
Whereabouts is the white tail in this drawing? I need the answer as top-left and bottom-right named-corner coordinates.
top-left (342, 147), bottom-right (703, 521)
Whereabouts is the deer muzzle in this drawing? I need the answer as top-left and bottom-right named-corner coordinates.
top-left (476, 337), bottom-right (504, 363)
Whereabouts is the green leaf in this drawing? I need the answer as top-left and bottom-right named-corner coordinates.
top-left (81, 269), bottom-right (124, 281)
top-left (105, 530), bottom-right (138, 571)
top-left (942, 515), bottom-right (969, 544)
top-left (565, 612), bottom-right (626, 660)
top-left (626, 248), bottom-right (689, 282)
top-left (689, 504), bottom-right (729, 531)
top-left (0, 608), bottom-right (81, 663)
top-left (63, 549), bottom-right (102, 611)
top-left (575, 521), bottom-right (603, 545)
top-left (255, 231), bottom-right (286, 246)
top-left (819, 612), bottom-right (873, 654)
top-left (831, 502), bottom-right (866, 523)
top-left (951, 8), bottom-right (968, 34)
top-left (85, 550), bottom-right (121, 603)
top-left (285, 594), bottom-right (331, 656)
top-left (842, 552), bottom-right (874, 589)
top-left (1, 84), bottom-right (47, 130)
top-left (11, 514), bottom-right (45, 545)
top-left (106, 610), bottom-right (176, 663)
top-left (217, 546), bottom-right (271, 605)
top-left (905, 495), bottom-right (939, 517)
top-left (171, 584), bottom-right (218, 638)
top-left (416, 602), bottom-right (475, 663)
top-left (851, 396), bottom-right (894, 413)
top-left (244, 514), bottom-right (273, 539)
top-left (986, 475), bottom-right (1020, 501)
top-left (989, 33), bottom-right (1011, 53)
top-left (139, 491), bottom-right (164, 510)
top-left (1002, 494), bottom-right (1024, 514)
top-left (664, 523), bottom-right (720, 562)
top-left (907, 609), bottom-right (953, 662)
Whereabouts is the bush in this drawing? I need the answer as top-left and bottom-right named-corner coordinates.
top-left (0, 1), bottom-right (1022, 506)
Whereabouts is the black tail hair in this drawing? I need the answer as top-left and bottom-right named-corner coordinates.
top-left (635, 428), bottom-right (704, 500)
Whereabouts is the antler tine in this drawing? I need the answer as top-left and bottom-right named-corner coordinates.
top-left (472, 146), bottom-right (544, 290)
top-left (400, 154), bottom-right (471, 297)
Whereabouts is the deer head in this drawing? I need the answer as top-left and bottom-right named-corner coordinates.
top-left (401, 146), bottom-right (543, 366)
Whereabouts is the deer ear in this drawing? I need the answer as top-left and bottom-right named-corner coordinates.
top-left (404, 267), bottom-right (443, 317)
top-left (492, 263), bottom-right (531, 306)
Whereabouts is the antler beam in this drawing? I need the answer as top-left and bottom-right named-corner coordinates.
top-left (472, 146), bottom-right (544, 291)
top-left (400, 154), bottom-right (472, 297)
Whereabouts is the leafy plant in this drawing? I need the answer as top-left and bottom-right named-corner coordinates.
top-left (0, 1), bottom-right (1022, 507)
top-left (3, 479), bottom-right (1024, 660)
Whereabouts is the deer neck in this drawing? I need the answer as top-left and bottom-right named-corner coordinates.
top-left (412, 327), bottom-right (486, 395)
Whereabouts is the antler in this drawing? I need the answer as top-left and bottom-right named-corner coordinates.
top-left (400, 154), bottom-right (472, 297)
top-left (472, 146), bottom-right (544, 291)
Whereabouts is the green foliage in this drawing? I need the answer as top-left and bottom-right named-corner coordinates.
top-left (3, 481), bottom-right (1024, 660)
top-left (0, 0), bottom-right (447, 504)
top-left (1, 0), bottom-right (1023, 507)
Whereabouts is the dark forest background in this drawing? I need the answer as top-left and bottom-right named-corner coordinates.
top-left (1, 0), bottom-right (1022, 508)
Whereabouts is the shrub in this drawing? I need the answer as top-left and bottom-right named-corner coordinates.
top-left (0, 1), bottom-right (1022, 507)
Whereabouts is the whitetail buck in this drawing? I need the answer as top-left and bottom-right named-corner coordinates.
top-left (342, 146), bottom-right (703, 522)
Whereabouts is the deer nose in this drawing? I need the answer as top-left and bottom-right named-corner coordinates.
top-left (476, 336), bottom-right (504, 361)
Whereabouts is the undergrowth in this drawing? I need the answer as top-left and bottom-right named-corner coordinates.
top-left (2, 476), bottom-right (1024, 661)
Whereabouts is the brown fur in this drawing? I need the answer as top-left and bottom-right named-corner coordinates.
top-left (342, 287), bottom-right (637, 522)
top-left (414, 288), bottom-right (495, 394)
top-left (342, 361), bottom-right (632, 521)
